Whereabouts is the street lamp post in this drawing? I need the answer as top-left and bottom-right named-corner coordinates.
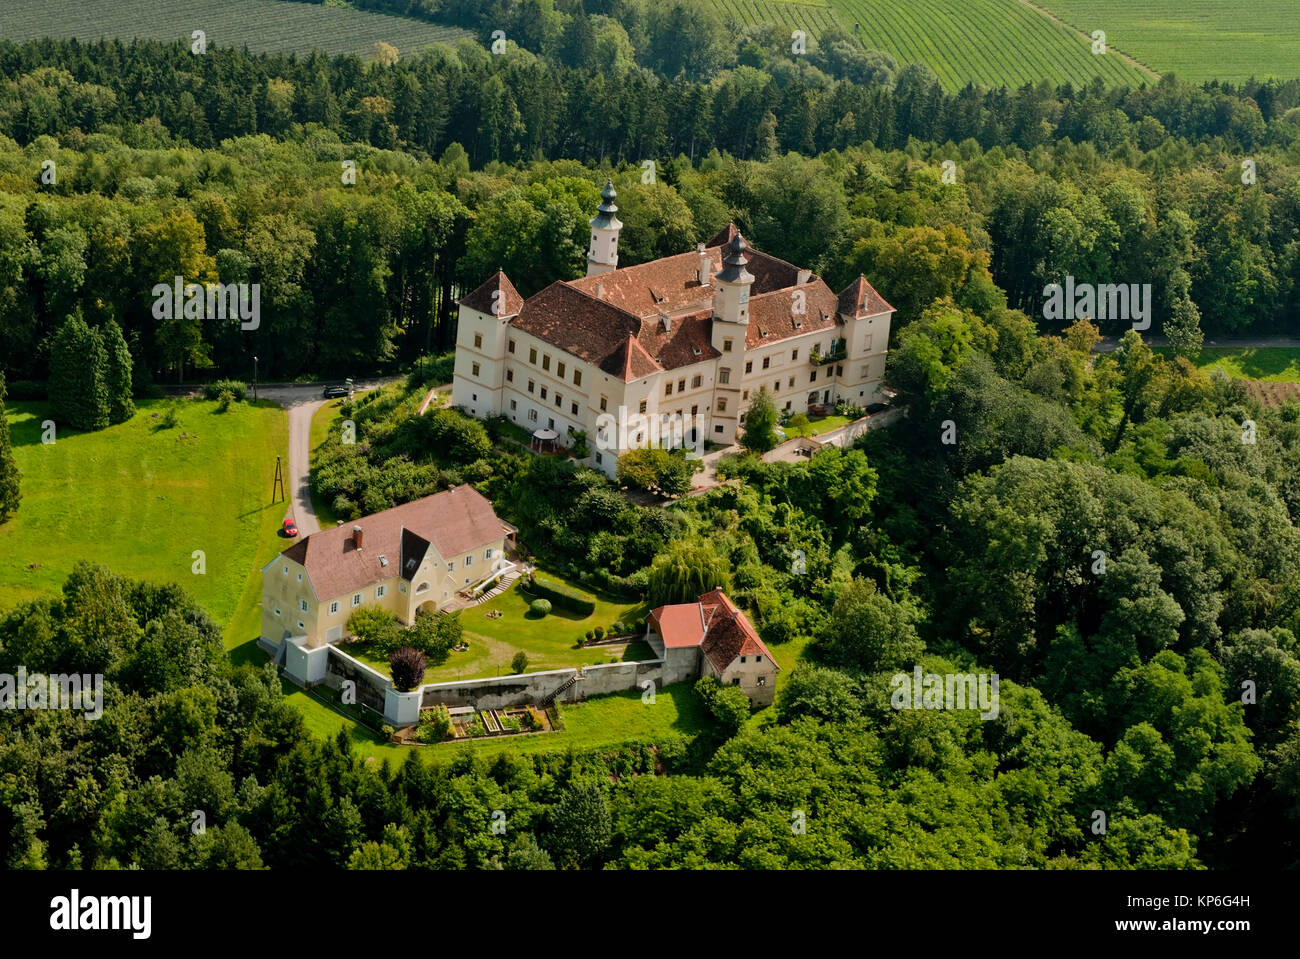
top-left (253, 355), bottom-right (259, 401)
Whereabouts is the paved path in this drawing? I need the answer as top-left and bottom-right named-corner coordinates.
top-left (259, 379), bottom-right (394, 537)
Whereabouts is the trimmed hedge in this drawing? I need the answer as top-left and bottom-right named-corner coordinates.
top-left (522, 577), bottom-right (595, 617)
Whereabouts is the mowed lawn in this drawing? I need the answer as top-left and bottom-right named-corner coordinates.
top-left (1154, 347), bottom-right (1300, 382)
top-left (0, 398), bottom-right (288, 629)
top-left (341, 574), bottom-right (652, 685)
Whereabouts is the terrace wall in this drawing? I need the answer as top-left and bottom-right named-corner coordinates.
top-left (419, 659), bottom-right (666, 711)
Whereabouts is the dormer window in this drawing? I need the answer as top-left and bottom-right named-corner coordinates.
top-left (692, 346), bottom-right (702, 357)
top-left (379, 555), bottom-right (388, 567)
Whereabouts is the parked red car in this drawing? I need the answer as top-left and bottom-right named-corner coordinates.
top-left (282, 518), bottom-right (299, 538)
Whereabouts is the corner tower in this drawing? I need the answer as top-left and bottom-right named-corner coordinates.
top-left (586, 180), bottom-right (622, 277)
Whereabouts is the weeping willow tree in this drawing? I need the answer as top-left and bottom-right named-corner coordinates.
top-left (647, 536), bottom-right (733, 606)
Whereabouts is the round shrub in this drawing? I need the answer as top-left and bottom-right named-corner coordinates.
top-left (529, 599), bottom-right (552, 616)
top-left (594, 626), bottom-right (605, 640)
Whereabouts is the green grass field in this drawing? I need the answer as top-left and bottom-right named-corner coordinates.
top-left (340, 573), bottom-right (651, 684)
top-left (0, 0), bottom-right (474, 59)
top-left (1039, 0), bottom-right (1300, 84)
top-left (711, 0), bottom-right (1155, 90)
top-left (0, 397), bottom-right (288, 627)
top-left (1155, 347), bottom-right (1300, 382)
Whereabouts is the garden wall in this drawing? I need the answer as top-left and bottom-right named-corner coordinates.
top-left (323, 646), bottom-right (390, 714)
top-left (419, 659), bottom-right (666, 711)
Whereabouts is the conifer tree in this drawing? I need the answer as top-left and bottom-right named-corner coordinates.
top-left (48, 312), bottom-right (110, 432)
top-left (102, 318), bottom-right (135, 424)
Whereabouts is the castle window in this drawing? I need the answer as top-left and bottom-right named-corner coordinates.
top-left (528, 409), bottom-right (538, 421)
top-left (555, 393), bottom-right (562, 407)
top-left (762, 357), bottom-right (770, 369)
top-left (510, 400), bottom-right (517, 411)
top-left (543, 354), bottom-right (551, 371)
top-left (810, 370), bottom-right (817, 382)
top-left (745, 360), bottom-right (753, 374)
top-left (471, 362), bottom-right (480, 377)
top-left (508, 339), bottom-right (515, 353)
top-left (529, 347), bottom-right (537, 364)
top-left (352, 593), bottom-right (362, 607)
top-left (723, 338), bottom-right (733, 352)
top-left (506, 369), bottom-right (513, 382)
top-left (599, 396), bottom-right (608, 412)
top-left (692, 375), bottom-right (702, 389)
top-left (665, 382), bottom-right (673, 396)
top-left (719, 368), bottom-right (730, 385)
top-left (639, 399), bottom-right (647, 413)
top-left (473, 332), bottom-right (482, 348)
top-left (540, 387), bottom-right (547, 400)
top-left (329, 601), bottom-right (339, 615)
top-left (558, 361), bottom-right (566, 378)
top-left (571, 402), bottom-right (579, 415)
top-left (792, 348), bottom-right (799, 360)
top-left (788, 376), bottom-right (795, 388)
top-left (718, 398), bottom-right (727, 412)
top-left (677, 379), bottom-right (686, 393)
top-left (715, 425), bottom-right (724, 433)
top-left (573, 370), bottom-right (582, 386)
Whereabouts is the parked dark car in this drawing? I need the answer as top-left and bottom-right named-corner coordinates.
top-left (322, 379), bottom-right (352, 399)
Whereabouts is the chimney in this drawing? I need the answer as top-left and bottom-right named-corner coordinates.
top-left (797, 268), bottom-right (811, 285)
top-left (697, 243), bottom-right (710, 286)
top-left (352, 525), bottom-right (363, 549)
top-left (595, 282), bottom-right (604, 300)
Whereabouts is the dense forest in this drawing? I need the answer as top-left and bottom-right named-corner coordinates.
top-left (0, 35), bottom-right (1297, 388)
top-left (2, 20), bottom-right (1299, 871)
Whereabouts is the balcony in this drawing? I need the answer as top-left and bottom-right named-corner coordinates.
top-left (809, 339), bottom-right (847, 366)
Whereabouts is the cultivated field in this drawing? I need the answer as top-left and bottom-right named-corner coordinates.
top-left (0, 0), bottom-right (474, 59)
top-left (711, 0), bottom-right (1153, 90)
top-left (1039, 0), bottom-right (1300, 84)
top-left (712, 0), bottom-right (1299, 90)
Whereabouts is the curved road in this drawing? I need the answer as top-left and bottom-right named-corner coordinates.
top-left (259, 380), bottom-right (393, 537)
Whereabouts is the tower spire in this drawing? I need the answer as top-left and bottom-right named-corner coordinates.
top-left (586, 180), bottom-right (622, 277)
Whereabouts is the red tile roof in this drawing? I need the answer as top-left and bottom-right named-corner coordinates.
top-left (460, 270), bottom-right (524, 317)
top-left (697, 589), bottom-right (778, 673)
top-left (746, 279), bottom-right (842, 349)
top-left (649, 590), bottom-right (779, 672)
top-left (492, 227), bottom-right (889, 382)
top-left (274, 485), bottom-right (508, 600)
top-left (837, 275), bottom-right (895, 318)
top-left (648, 602), bottom-right (706, 648)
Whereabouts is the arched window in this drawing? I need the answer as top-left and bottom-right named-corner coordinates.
top-left (415, 582), bottom-right (430, 594)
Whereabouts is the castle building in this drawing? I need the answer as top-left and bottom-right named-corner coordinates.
top-left (451, 180), bottom-right (893, 476)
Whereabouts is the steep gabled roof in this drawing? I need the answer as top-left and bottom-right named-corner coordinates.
top-left (837, 274), bottom-right (894, 318)
top-left (648, 590), bottom-right (779, 673)
top-left (511, 280), bottom-right (642, 367)
top-left (637, 310), bottom-right (720, 371)
top-left (697, 589), bottom-right (778, 673)
top-left (459, 270), bottom-right (525, 317)
top-left (707, 222), bottom-right (741, 248)
top-left (275, 485), bottom-right (508, 600)
top-left (601, 335), bottom-right (663, 380)
top-left (746, 279), bottom-right (842, 349)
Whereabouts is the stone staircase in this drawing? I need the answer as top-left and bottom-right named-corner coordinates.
top-left (541, 670), bottom-right (583, 707)
top-left (472, 568), bottom-right (523, 605)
